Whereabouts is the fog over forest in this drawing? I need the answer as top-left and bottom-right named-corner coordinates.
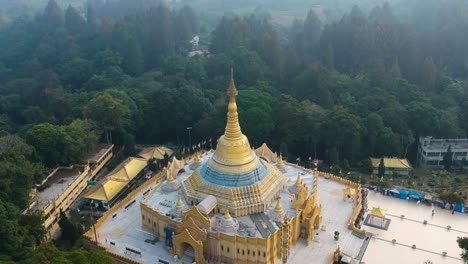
top-left (0, 0), bottom-right (468, 262)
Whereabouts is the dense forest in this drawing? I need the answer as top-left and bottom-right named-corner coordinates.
top-left (1, 0), bottom-right (468, 261)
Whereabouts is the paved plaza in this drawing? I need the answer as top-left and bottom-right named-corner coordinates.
top-left (92, 159), bottom-right (366, 264)
top-left (90, 159), bottom-right (468, 264)
top-left (284, 176), bottom-right (365, 264)
top-left (362, 191), bottom-right (467, 264)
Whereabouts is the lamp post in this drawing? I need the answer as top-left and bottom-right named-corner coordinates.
top-left (187, 127), bottom-right (192, 155)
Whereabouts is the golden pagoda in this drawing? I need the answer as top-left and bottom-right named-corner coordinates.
top-left (139, 69), bottom-right (322, 264)
top-left (182, 68), bottom-right (287, 216)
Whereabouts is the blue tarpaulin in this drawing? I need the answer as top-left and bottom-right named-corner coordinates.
top-left (399, 190), bottom-right (409, 199)
top-left (409, 192), bottom-right (423, 200)
top-left (455, 203), bottom-right (464, 213)
top-left (165, 228), bottom-right (174, 247)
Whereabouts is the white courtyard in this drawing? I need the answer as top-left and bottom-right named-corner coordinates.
top-left (90, 155), bottom-right (367, 264)
top-left (362, 191), bottom-right (467, 264)
top-left (88, 154), bottom-right (468, 264)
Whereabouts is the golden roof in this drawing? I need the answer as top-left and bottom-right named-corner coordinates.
top-left (108, 157), bottom-right (147, 182)
top-left (84, 157), bottom-right (147, 202)
top-left (343, 187), bottom-right (356, 196)
top-left (138, 146), bottom-right (173, 160)
top-left (370, 207), bottom-right (387, 218)
top-left (83, 178), bottom-right (128, 202)
top-left (255, 143), bottom-right (278, 163)
top-left (370, 158), bottom-right (412, 169)
top-left (167, 157), bottom-right (185, 179)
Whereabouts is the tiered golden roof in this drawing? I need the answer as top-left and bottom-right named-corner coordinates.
top-left (255, 143), bottom-right (278, 163)
top-left (84, 157), bottom-right (147, 202)
top-left (370, 158), bottom-right (412, 169)
top-left (138, 146), bottom-right (173, 160)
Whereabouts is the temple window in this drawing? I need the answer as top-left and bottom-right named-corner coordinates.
top-left (242, 250), bottom-right (245, 255)
top-left (221, 245), bottom-right (224, 251)
top-left (227, 247), bottom-right (230, 253)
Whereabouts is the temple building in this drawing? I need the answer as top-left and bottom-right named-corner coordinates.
top-left (140, 70), bottom-right (322, 264)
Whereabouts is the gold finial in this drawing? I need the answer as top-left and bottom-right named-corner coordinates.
top-left (274, 199), bottom-right (283, 212)
top-left (224, 67), bottom-right (242, 140)
top-left (194, 152), bottom-right (201, 163)
top-left (177, 193), bottom-right (183, 207)
top-left (335, 246), bottom-right (342, 254)
top-left (295, 173), bottom-right (302, 187)
top-left (224, 208), bottom-right (231, 219)
top-left (167, 169), bottom-right (175, 183)
top-left (278, 153), bottom-right (284, 165)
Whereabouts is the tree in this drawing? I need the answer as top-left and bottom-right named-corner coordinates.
top-left (84, 93), bottom-right (130, 143)
top-left (65, 5), bottom-right (85, 34)
top-left (457, 237), bottom-right (468, 262)
top-left (341, 159), bottom-right (350, 173)
top-left (25, 123), bottom-right (69, 167)
top-left (440, 192), bottom-right (464, 204)
top-left (443, 145), bottom-right (453, 171)
top-left (42, 0), bottom-right (64, 28)
top-left (64, 119), bottom-right (98, 164)
top-left (421, 57), bottom-right (437, 90)
top-left (58, 211), bottom-right (81, 245)
top-left (378, 157), bottom-right (385, 177)
top-left (22, 243), bottom-right (115, 264)
top-left (303, 9), bottom-right (321, 58)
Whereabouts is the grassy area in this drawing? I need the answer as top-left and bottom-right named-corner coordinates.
top-left (342, 168), bottom-right (468, 199)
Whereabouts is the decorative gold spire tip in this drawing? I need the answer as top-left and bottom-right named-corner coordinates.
top-left (177, 193), bottom-right (183, 207)
top-left (227, 66), bottom-right (238, 97)
top-left (278, 153), bottom-right (284, 165)
top-left (295, 173), bottom-right (302, 186)
top-left (224, 209), bottom-right (231, 219)
top-left (274, 199), bottom-right (283, 212)
top-left (167, 170), bottom-right (175, 183)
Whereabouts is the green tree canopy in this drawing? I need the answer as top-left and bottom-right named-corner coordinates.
top-left (443, 145), bottom-right (453, 171)
top-left (84, 93), bottom-right (130, 143)
top-left (378, 157), bottom-right (385, 177)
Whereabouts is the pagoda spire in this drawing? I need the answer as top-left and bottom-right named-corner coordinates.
top-left (295, 173), bottom-right (302, 187)
top-left (224, 66), bottom-right (242, 140)
top-left (167, 169), bottom-right (175, 183)
top-left (177, 193), bottom-right (183, 207)
top-left (274, 199), bottom-right (283, 212)
top-left (224, 208), bottom-right (232, 219)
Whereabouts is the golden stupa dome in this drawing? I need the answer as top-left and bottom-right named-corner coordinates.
top-left (209, 68), bottom-right (258, 174)
top-left (182, 68), bottom-right (287, 217)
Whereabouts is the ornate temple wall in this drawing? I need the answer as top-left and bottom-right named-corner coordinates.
top-left (141, 203), bottom-right (179, 239)
top-left (213, 231), bottom-right (280, 264)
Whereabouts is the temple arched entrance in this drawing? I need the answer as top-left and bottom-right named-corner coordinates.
top-left (182, 243), bottom-right (195, 259)
top-left (171, 229), bottom-right (207, 264)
